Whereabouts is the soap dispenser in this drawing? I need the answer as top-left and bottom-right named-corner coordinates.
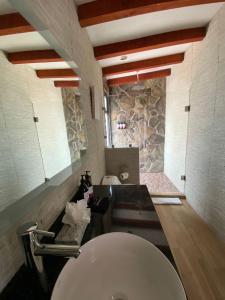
top-left (78, 175), bottom-right (88, 199)
top-left (85, 171), bottom-right (92, 187)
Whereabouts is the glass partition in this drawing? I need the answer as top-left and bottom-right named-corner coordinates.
top-left (0, 88), bottom-right (45, 212)
top-left (62, 86), bottom-right (88, 163)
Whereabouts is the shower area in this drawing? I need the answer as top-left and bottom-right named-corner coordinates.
top-left (108, 78), bottom-right (179, 193)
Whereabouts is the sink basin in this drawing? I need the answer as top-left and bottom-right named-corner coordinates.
top-left (51, 232), bottom-right (186, 300)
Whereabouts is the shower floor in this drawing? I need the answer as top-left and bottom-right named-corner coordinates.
top-left (140, 172), bottom-right (179, 193)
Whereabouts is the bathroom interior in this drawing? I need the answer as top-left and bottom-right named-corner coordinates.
top-left (0, 0), bottom-right (225, 299)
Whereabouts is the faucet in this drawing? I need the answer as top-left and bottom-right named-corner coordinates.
top-left (18, 222), bottom-right (81, 294)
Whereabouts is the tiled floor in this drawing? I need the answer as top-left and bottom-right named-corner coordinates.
top-left (140, 172), bottom-right (179, 193)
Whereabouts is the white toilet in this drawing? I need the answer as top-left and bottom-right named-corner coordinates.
top-left (102, 175), bottom-right (121, 185)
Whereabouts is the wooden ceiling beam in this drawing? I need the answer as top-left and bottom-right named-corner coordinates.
top-left (0, 13), bottom-right (34, 36)
top-left (107, 69), bottom-right (171, 86)
top-left (103, 53), bottom-right (184, 76)
top-left (78, 0), bottom-right (225, 27)
top-left (94, 27), bottom-right (206, 60)
top-left (8, 50), bottom-right (63, 64)
top-left (36, 69), bottom-right (78, 79)
top-left (54, 81), bottom-right (80, 88)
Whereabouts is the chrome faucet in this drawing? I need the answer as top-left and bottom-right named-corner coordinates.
top-left (18, 222), bottom-right (81, 293)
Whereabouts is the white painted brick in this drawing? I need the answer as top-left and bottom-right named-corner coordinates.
top-left (165, 4), bottom-right (225, 241)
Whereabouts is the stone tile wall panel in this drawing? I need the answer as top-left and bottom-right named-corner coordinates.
top-left (110, 79), bottom-right (166, 173)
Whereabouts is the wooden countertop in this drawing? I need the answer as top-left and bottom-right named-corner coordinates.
top-left (155, 200), bottom-right (225, 300)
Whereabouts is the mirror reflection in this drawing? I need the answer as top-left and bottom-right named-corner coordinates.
top-left (0, 22), bottom-right (87, 213)
top-left (62, 86), bottom-right (87, 163)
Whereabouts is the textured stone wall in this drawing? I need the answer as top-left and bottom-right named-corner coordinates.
top-left (165, 4), bottom-right (225, 241)
top-left (62, 87), bottom-right (88, 163)
top-left (110, 78), bottom-right (166, 172)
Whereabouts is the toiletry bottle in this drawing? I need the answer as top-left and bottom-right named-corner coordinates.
top-left (85, 171), bottom-right (94, 205)
top-left (85, 171), bottom-right (92, 187)
top-left (78, 175), bottom-right (88, 199)
top-left (81, 175), bottom-right (88, 192)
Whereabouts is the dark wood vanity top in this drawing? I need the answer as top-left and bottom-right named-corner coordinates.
top-left (94, 184), bottom-right (154, 208)
top-left (84, 185), bottom-right (175, 260)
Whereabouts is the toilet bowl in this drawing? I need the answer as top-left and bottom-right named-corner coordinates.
top-left (102, 175), bottom-right (121, 185)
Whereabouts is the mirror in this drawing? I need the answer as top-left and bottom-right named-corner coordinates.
top-left (0, 2), bottom-right (87, 214)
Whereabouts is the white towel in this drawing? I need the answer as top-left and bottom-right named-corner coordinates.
top-left (152, 197), bottom-right (182, 205)
top-left (62, 201), bottom-right (90, 227)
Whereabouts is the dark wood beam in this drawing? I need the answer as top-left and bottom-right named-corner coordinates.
top-left (36, 69), bottom-right (78, 79)
top-left (103, 53), bottom-right (184, 76)
top-left (94, 27), bottom-right (206, 60)
top-left (8, 50), bottom-right (63, 64)
top-left (78, 0), bottom-right (225, 27)
top-left (0, 13), bottom-right (34, 36)
top-left (54, 81), bottom-right (80, 88)
top-left (107, 69), bottom-right (171, 86)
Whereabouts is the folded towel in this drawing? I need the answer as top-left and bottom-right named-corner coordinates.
top-left (55, 223), bottom-right (87, 245)
top-left (152, 197), bottom-right (182, 205)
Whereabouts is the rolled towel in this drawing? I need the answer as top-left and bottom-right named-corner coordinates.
top-left (152, 197), bottom-right (182, 205)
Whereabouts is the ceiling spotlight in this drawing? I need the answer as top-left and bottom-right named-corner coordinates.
top-left (120, 55), bottom-right (127, 61)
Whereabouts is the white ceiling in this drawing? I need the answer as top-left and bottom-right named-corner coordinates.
top-left (106, 65), bottom-right (174, 80)
top-left (28, 61), bottom-right (71, 70)
top-left (90, 3), bottom-right (223, 72)
top-left (100, 44), bottom-right (191, 68)
top-left (0, 0), bottom-right (75, 81)
top-left (0, 32), bottom-right (51, 52)
top-left (87, 4), bottom-right (223, 46)
top-left (75, 1), bottom-right (223, 77)
top-left (0, 0), bottom-right (224, 80)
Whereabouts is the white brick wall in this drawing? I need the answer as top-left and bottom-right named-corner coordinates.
top-left (165, 4), bottom-right (225, 241)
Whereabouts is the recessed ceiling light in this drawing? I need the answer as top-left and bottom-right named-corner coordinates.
top-left (120, 55), bottom-right (127, 61)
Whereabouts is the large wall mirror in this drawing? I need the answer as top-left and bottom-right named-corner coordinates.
top-left (0, 0), bottom-right (87, 215)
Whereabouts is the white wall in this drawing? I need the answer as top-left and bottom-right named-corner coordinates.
top-left (165, 5), bottom-right (225, 241)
